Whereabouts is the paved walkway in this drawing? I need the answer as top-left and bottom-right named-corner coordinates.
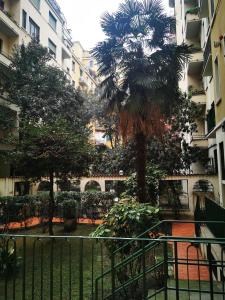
top-left (0, 217), bottom-right (103, 230)
top-left (172, 223), bottom-right (209, 281)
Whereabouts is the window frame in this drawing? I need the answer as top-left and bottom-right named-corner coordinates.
top-left (0, 0), bottom-right (4, 10)
top-left (30, 0), bottom-right (40, 11)
top-left (0, 39), bottom-right (3, 53)
top-left (214, 56), bottom-right (221, 104)
top-left (29, 17), bottom-right (40, 42)
top-left (22, 9), bottom-right (27, 29)
top-left (72, 61), bottom-right (75, 72)
top-left (48, 38), bottom-right (57, 59)
top-left (49, 11), bottom-right (57, 31)
top-left (219, 142), bottom-right (225, 181)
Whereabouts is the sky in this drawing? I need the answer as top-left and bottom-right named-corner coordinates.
top-left (57, 0), bottom-right (171, 50)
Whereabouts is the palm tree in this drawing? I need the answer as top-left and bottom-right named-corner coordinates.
top-left (92, 0), bottom-right (191, 203)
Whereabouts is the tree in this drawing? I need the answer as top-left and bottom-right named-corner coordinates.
top-left (0, 42), bottom-right (92, 234)
top-left (122, 164), bottom-right (166, 204)
top-left (92, 0), bottom-right (191, 202)
top-left (84, 95), bottom-right (120, 149)
top-left (0, 41), bottom-right (85, 131)
top-left (11, 120), bottom-right (91, 235)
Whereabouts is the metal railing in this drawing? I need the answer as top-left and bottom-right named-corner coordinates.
top-left (0, 225), bottom-right (225, 300)
top-left (203, 35), bottom-right (212, 74)
top-left (195, 197), bottom-right (225, 239)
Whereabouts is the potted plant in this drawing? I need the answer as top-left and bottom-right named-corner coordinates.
top-left (63, 200), bottom-right (77, 232)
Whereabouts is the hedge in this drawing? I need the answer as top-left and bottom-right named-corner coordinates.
top-left (0, 191), bottom-right (115, 225)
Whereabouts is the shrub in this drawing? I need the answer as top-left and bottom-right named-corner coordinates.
top-left (0, 240), bottom-right (21, 278)
top-left (62, 200), bottom-right (77, 219)
top-left (92, 200), bottom-right (160, 299)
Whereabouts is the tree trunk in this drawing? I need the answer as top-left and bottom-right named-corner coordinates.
top-left (135, 132), bottom-right (147, 203)
top-left (48, 171), bottom-right (54, 235)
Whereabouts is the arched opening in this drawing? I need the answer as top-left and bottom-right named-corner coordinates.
top-left (193, 180), bottom-right (214, 194)
top-left (84, 180), bottom-right (101, 192)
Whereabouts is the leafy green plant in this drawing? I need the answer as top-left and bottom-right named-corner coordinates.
top-left (92, 200), bottom-right (160, 299)
top-left (62, 200), bottom-right (77, 219)
top-left (122, 164), bottom-right (166, 204)
top-left (92, 200), bottom-right (159, 250)
top-left (62, 200), bottom-right (77, 232)
top-left (0, 241), bottom-right (21, 278)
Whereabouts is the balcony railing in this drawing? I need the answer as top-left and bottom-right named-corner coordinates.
top-left (192, 133), bottom-right (206, 140)
top-left (0, 8), bottom-right (20, 37)
top-left (1, 220), bottom-right (225, 299)
top-left (195, 197), bottom-right (225, 239)
top-left (185, 5), bottom-right (200, 38)
top-left (0, 50), bottom-right (11, 68)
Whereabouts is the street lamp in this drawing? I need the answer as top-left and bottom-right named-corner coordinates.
top-left (119, 170), bottom-right (124, 176)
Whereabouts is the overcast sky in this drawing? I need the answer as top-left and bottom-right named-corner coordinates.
top-left (57, 0), bottom-right (171, 50)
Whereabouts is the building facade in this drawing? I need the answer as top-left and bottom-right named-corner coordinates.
top-left (170, 0), bottom-right (225, 206)
top-left (0, 0), bottom-right (99, 181)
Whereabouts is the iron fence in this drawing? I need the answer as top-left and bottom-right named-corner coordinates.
top-left (0, 220), bottom-right (225, 299)
top-left (195, 197), bottom-right (225, 239)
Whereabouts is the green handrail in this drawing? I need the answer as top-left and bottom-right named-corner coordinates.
top-left (113, 219), bottom-right (225, 255)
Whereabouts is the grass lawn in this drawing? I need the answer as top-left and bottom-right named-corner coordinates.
top-left (0, 224), bottom-right (111, 300)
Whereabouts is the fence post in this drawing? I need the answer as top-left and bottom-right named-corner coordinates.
top-left (22, 237), bottom-right (26, 300)
top-left (174, 241), bottom-right (179, 300)
top-left (79, 238), bottom-right (84, 300)
top-left (111, 252), bottom-right (115, 300)
top-left (163, 241), bottom-right (168, 300)
top-left (50, 238), bottom-right (54, 300)
top-left (207, 243), bottom-right (214, 300)
top-left (142, 240), bottom-right (147, 299)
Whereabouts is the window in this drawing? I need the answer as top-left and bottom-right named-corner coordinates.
top-left (89, 60), bottom-right (93, 68)
top-left (22, 10), bottom-right (27, 29)
top-left (214, 57), bottom-right (221, 103)
top-left (0, 0), bottom-right (4, 10)
top-left (219, 142), bottom-right (225, 180)
top-left (30, 0), bottom-right (40, 10)
top-left (0, 39), bottom-right (2, 53)
top-left (210, 0), bottom-right (215, 19)
top-left (214, 149), bottom-right (218, 174)
top-left (48, 39), bottom-right (56, 58)
top-left (80, 69), bottom-right (83, 77)
top-left (72, 61), bottom-right (75, 71)
top-left (49, 11), bottom-right (57, 31)
top-left (29, 18), bottom-right (40, 41)
top-left (224, 36), bottom-right (225, 57)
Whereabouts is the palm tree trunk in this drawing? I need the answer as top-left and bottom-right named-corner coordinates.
top-left (48, 170), bottom-right (54, 235)
top-left (135, 132), bottom-right (146, 203)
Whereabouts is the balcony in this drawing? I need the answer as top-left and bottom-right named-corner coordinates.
top-left (0, 51), bottom-right (11, 69)
top-left (191, 133), bottom-right (208, 148)
top-left (187, 50), bottom-right (203, 75)
top-left (185, 9), bottom-right (201, 40)
top-left (203, 36), bottom-right (212, 77)
top-left (62, 30), bottom-right (72, 59)
top-left (189, 89), bottom-right (206, 104)
top-left (0, 9), bottom-right (20, 37)
top-left (79, 76), bottom-right (88, 87)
